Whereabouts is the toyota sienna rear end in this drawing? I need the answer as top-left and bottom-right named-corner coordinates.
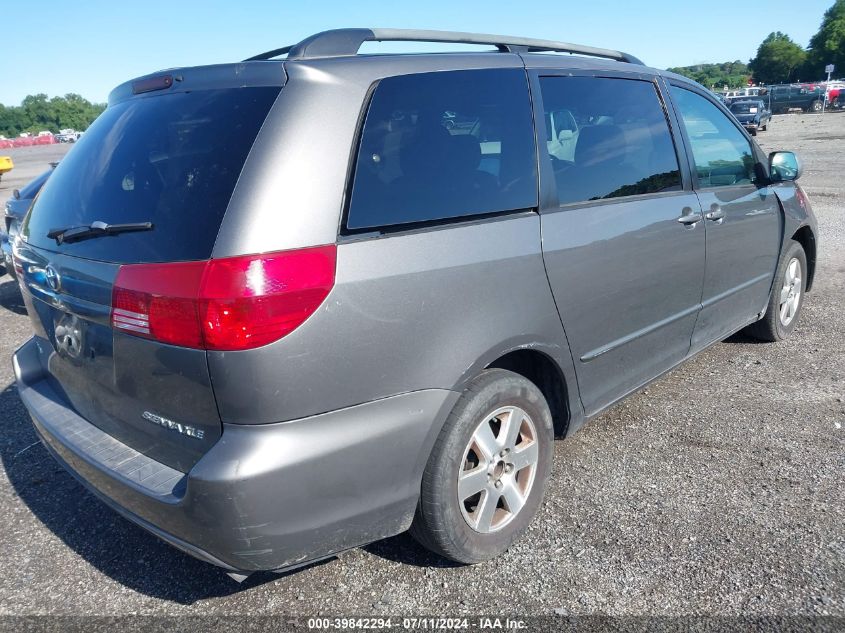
top-left (13, 50), bottom-right (473, 578)
top-left (12, 58), bottom-right (408, 577)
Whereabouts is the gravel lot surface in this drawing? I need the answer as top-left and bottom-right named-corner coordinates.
top-left (0, 114), bottom-right (842, 621)
top-left (0, 144), bottom-right (68, 194)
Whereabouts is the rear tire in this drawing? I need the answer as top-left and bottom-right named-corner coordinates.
top-left (811, 100), bottom-right (823, 112)
top-left (746, 240), bottom-right (807, 342)
top-left (410, 369), bottom-right (554, 564)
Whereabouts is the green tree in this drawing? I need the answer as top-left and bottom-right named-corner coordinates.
top-left (666, 61), bottom-right (751, 89)
top-left (804, 0), bottom-right (845, 79)
top-left (21, 94), bottom-right (54, 132)
top-left (0, 94), bottom-right (105, 138)
top-left (749, 32), bottom-right (807, 85)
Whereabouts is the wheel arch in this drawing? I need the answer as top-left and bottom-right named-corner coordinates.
top-left (791, 225), bottom-right (816, 291)
top-left (484, 348), bottom-right (572, 438)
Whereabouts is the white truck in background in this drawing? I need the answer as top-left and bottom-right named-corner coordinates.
top-left (55, 129), bottom-right (82, 143)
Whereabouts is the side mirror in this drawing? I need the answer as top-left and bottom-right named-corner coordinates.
top-left (558, 130), bottom-right (574, 142)
top-left (769, 151), bottom-right (802, 182)
top-left (12, 189), bottom-right (20, 200)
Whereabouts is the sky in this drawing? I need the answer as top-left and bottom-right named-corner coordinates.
top-left (2, 0), bottom-right (835, 106)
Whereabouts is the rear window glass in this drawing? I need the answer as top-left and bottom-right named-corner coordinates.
top-left (23, 87), bottom-right (280, 263)
top-left (345, 69), bottom-right (537, 232)
top-left (729, 102), bottom-right (761, 114)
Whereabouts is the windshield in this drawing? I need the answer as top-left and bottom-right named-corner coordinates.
top-left (23, 87), bottom-right (280, 263)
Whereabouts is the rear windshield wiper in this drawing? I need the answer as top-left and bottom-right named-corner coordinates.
top-left (47, 220), bottom-right (153, 245)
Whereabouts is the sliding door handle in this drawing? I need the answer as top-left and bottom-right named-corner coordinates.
top-left (677, 208), bottom-right (702, 226)
top-left (705, 205), bottom-right (725, 223)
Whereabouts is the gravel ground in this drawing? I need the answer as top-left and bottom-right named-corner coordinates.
top-left (0, 144), bottom-right (68, 196)
top-left (0, 114), bottom-right (842, 621)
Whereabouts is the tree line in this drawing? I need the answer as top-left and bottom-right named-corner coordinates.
top-left (669, 0), bottom-right (845, 88)
top-left (0, 93), bottom-right (106, 138)
top-left (665, 61), bottom-right (752, 90)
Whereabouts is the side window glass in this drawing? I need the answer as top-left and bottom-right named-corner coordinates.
top-left (346, 69), bottom-right (537, 231)
top-left (538, 76), bottom-right (682, 207)
top-left (670, 86), bottom-right (757, 188)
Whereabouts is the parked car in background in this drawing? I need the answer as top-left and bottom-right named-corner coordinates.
top-left (728, 98), bottom-right (771, 135)
top-left (12, 28), bottom-right (818, 581)
top-left (828, 85), bottom-right (844, 109)
top-left (724, 87), bottom-right (762, 101)
top-left (1, 163), bottom-right (56, 278)
top-left (0, 156), bottom-right (12, 182)
top-left (768, 84), bottom-right (826, 113)
top-left (56, 129), bottom-right (81, 143)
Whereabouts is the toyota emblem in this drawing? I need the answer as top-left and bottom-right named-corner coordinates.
top-left (45, 265), bottom-right (61, 292)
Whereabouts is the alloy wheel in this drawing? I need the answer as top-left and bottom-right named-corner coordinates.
top-left (779, 257), bottom-right (802, 326)
top-left (457, 406), bottom-right (539, 533)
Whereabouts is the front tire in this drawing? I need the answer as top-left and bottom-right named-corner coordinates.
top-left (811, 100), bottom-right (823, 112)
top-left (410, 369), bottom-right (554, 564)
top-left (746, 240), bottom-right (807, 342)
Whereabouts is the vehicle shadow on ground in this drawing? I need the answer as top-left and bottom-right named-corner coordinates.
top-left (363, 532), bottom-right (462, 569)
top-left (0, 278), bottom-right (26, 315)
top-left (0, 381), bottom-right (311, 603)
top-left (722, 331), bottom-right (767, 345)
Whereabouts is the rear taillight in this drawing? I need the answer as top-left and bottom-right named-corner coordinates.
top-left (111, 245), bottom-right (336, 351)
top-left (112, 261), bottom-right (207, 347)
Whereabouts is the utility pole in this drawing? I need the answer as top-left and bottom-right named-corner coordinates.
top-left (823, 64), bottom-right (834, 114)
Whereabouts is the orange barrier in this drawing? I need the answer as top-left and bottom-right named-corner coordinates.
top-left (0, 135), bottom-right (57, 148)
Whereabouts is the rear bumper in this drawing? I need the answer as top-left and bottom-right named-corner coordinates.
top-left (14, 337), bottom-right (459, 573)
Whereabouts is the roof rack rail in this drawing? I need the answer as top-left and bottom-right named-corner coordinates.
top-left (243, 28), bottom-right (644, 65)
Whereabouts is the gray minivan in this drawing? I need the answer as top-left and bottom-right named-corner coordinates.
top-left (12, 29), bottom-right (817, 580)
